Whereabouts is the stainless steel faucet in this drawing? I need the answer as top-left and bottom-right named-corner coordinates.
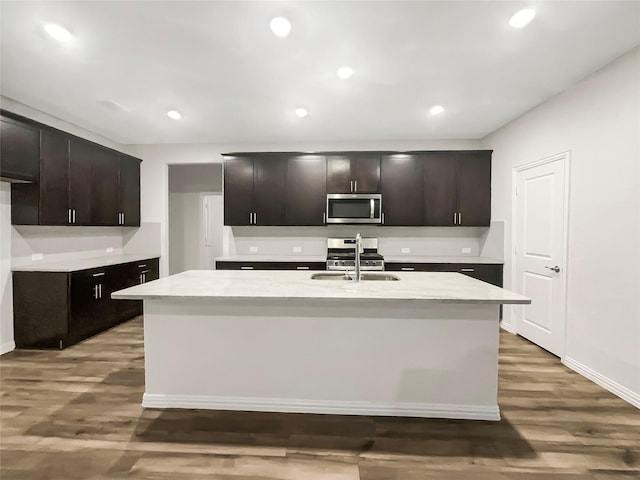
top-left (354, 232), bottom-right (362, 282)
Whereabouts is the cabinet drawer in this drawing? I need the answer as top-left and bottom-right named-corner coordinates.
top-left (385, 263), bottom-right (503, 287)
top-left (216, 261), bottom-right (325, 271)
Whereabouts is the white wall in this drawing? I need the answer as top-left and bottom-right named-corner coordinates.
top-left (129, 139), bottom-right (484, 276)
top-left (0, 184), bottom-right (14, 354)
top-left (483, 47), bottom-right (640, 404)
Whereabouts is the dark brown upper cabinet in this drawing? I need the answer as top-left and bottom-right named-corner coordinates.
top-left (326, 153), bottom-right (380, 193)
top-left (7, 111), bottom-right (141, 226)
top-left (380, 154), bottom-right (424, 226)
top-left (423, 151), bottom-right (491, 227)
top-left (223, 156), bottom-right (286, 226)
top-left (285, 155), bottom-right (326, 226)
top-left (0, 114), bottom-right (39, 183)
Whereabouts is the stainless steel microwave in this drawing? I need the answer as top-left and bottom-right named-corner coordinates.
top-left (326, 193), bottom-right (382, 224)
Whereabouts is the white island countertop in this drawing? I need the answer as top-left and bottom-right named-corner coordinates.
top-left (12, 254), bottom-right (160, 272)
top-left (112, 270), bottom-right (529, 304)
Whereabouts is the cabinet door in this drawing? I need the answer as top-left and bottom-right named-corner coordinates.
top-left (327, 154), bottom-right (380, 193)
top-left (69, 270), bottom-right (108, 342)
top-left (326, 155), bottom-right (352, 193)
top-left (119, 157), bottom-right (141, 226)
top-left (381, 154), bottom-right (424, 226)
top-left (351, 154), bottom-right (380, 193)
top-left (224, 157), bottom-right (254, 225)
top-left (423, 153), bottom-right (457, 226)
top-left (286, 155), bottom-right (327, 226)
top-left (254, 157), bottom-right (286, 225)
top-left (68, 139), bottom-right (94, 225)
top-left (457, 151), bottom-right (491, 226)
top-left (39, 130), bottom-right (70, 225)
top-left (0, 116), bottom-right (39, 182)
top-left (91, 148), bottom-right (120, 225)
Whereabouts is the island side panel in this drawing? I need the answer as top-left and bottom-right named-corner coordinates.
top-left (142, 298), bottom-right (501, 420)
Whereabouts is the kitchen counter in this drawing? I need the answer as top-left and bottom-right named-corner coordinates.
top-left (112, 270), bottom-right (528, 421)
top-left (384, 256), bottom-right (503, 264)
top-left (214, 255), bottom-right (326, 263)
top-left (12, 254), bottom-right (160, 272)
top-left (112, 269), bottom-right (527, 304)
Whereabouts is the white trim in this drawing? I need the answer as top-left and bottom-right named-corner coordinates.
top-left (511, 150), bottom-right (571, 359)
top-left (142, 394), bottom-right (500, 421)
top-left (563, 357), bottom-right (640, 409)
top-left (0, 341), bottom-right (15, 355)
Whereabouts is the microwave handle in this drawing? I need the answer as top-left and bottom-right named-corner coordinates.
top-left (370, 198), bottom-right (374, 219)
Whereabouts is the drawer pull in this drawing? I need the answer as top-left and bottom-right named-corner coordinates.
top-left (460, 268), bottom-right (475, 272)
top-left (296, 266), bottom-right (310, 270)
top-left (92, 272), bottom-right (105, 277)
top-left (240, 266), bottom-right (254, 270)
top-left (401, 267), bottom-right (415, 271)
top-left (137, 264), bottom-right (147, 268)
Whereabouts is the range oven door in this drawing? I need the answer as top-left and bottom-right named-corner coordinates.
top-left (326, 194), bottom-right (382, 224)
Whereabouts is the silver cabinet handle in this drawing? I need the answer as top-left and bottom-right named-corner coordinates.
top-left (143, 273), bottom-right (146, 283)
top-left (322, 211), bottom-right (325, 224)
top-left (99, 284), bottom-right (102, 298)
top-left (72, 209), bottom-right (76, 224)
top-left (240, 266), bottom-right (254, 270)
top-left (138, 264), bottom-right (146, 268)
top-left (254, 212), bottom-right (257, 225)
top-left (92, 272), bottom-right (105, 277)
top-left (296, 266), bottom-right (310, 270)
top-left (68, 209), bottom-right (72, 224)
top-left (93, 285), bottom-right (99, 299)
top-left (350, 180), bottom-right (353, 192)
top-left (354, 180), bottom-right (357, 192)
top-left (139, 274), bottom-right (144, 283)
top-left (249, 212), bottom-right (252, 224)
top-left (460, 268), bottom-right (475, 272)
top-left (382, 212), bottom-right (385, 224)
top-left (401, 267), bottom-right (415, 271)
top-left (122, 212), bottom-right (125, 225)
top-left (459, 213), bottom-right (462, 225)
top-left (545, 265), bottom-right (561, 273)
top-left (453, 213), bottom-right (456, 225)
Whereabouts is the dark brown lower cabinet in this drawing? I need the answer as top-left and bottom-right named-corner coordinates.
top-left (13, 257), bottom-right (159, 349)
top-left (384, 262), bottom-right (503, 287)
top-left (215, 261), bottom-right (326, 271)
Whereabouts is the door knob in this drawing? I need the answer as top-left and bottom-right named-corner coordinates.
top-left (545, 265), bottom-right (561, 273)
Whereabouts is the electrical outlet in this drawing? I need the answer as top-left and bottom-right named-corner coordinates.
top-left (249, 246), bottom-right (258, 253)
top-left (106, 247), bottom-right (114, 253)
top-left (462, 247), bottom-right (471, 254)
top-left (293, 246), bottom-right (302, 253)
top-left (401, 247), bottom-right (411, 254)
top-left (31, 253), bottom-right (44, 261)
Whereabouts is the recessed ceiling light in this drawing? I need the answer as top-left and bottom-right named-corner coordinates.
top-left (295, 108), bottom-right (308, 118)
top-left (270, 17), bottom-right (291, 37)
top-left (44, 23), bottom-right (72, 42)
top-left (167, 110), bottom-right (182, 120)
top-left (509, 9), bottom-right (536, 28)
top-left (337, 66), bottom-right (354, 79)
top-left (430, 105), bottom-right (444, 116)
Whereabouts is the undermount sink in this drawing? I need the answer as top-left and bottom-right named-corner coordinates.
top-left (311, 272), bottom-right (400, 281)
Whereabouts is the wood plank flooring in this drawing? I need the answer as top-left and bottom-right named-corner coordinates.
top-left (1, 316), bottom-right (638, 479)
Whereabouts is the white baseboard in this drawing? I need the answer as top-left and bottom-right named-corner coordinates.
top-left (0, 341), bottom-right (15, 355)
top-left (500, 321), bottom-right (517, 334)
top-left (142, 394), bottom-right (500, 421)
top-left (563, 356), bottom-right (640, 409)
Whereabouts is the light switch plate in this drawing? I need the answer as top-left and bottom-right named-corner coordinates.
top-left (401, 247), bottom-right (411, 254)
top-left (249, 246), bottom-right (258, 253)
top-left (31, 253), bottom-right (44, 261)
top-left (106, 247), bottom-right (114, 253)
top-left (293, 246), bottom-right (302, 253)
top-left (462, 247), bottom-right (471, 254)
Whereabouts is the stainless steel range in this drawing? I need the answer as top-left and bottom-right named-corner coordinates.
top-left (326, 237), bottom-right (384, 271)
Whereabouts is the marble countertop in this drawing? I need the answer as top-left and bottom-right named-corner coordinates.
top-left (215, 255), bottom-right (502, 264)
top-left (215, 255), bottom-right (326, 262)
top-left (383, 256), bottom-right (504, 264)
top-left (112, 270), bottom-right (529, 304)
top-left (12, 254), bottom-right (160, 272)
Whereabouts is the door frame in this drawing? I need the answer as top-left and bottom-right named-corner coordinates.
top-left (510, 150), bottom-right (571, 359)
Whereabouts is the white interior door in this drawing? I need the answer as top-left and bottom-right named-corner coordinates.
top-left (200, 194), bottom-right (223, 270)
top-left (514, 153), bottom-right (569, 357)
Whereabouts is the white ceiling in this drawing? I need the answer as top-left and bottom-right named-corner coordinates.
top-left (1, 1), bottom-right (638, 145)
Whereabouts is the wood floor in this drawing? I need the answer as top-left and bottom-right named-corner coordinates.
top-left (1, 317), bottom-right (638, 480)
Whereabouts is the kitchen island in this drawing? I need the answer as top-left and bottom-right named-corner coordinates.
top-left (112, 270), bottom-right (529, 421)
